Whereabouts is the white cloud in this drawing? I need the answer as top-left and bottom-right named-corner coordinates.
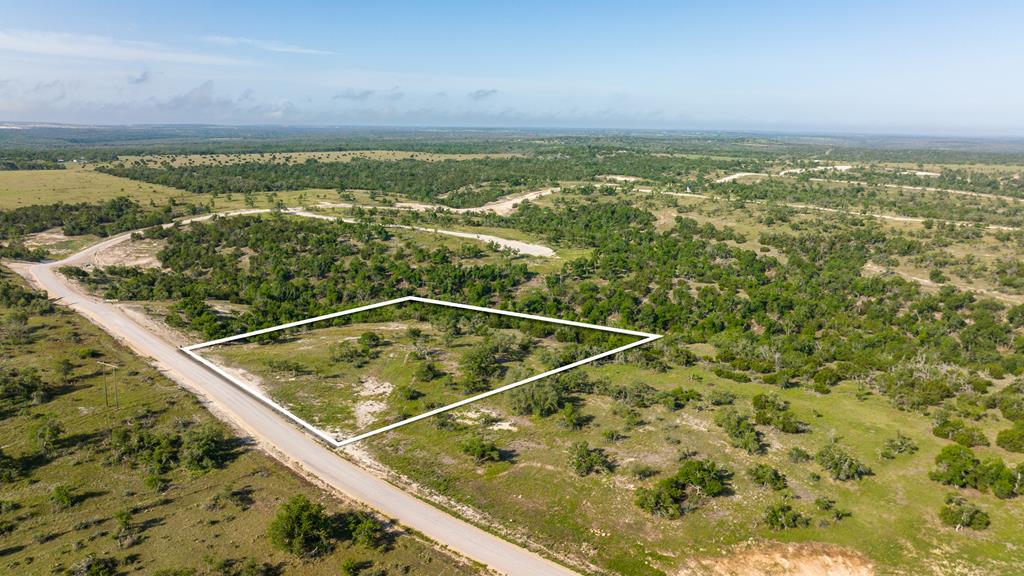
top-left (202, 35), bottom-right (336, 55)
top-left (0, 29), bottom-right (248, 66)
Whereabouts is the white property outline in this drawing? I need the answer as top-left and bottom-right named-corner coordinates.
top-left (181, 295), bottom-right (661, 447)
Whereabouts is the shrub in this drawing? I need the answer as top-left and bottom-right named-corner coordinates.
top-left (459, 434), bottom-right (501, 464)
top-left (813, 367), bottom-right (843, 388)
top-left (568, 441), bottom-right (613, 476)
top-left (713, 408), bottom-right (763, 454)
top-left (630, 464), bottom-right (660, 480)
top-left (748, 464), bottom-right (787, 490)
top-left (50, 484), bottom-right (75, 511)
top-left (414, 362), bottom-right (445, 382)
top-left (180, 424), bottom-right (230, 472)
top-left (763, 502), bottom-right (809, 530)
top-left (70, 555), bottom-right (118, 576)
top-left (31, 417), bottom-right (64, 456)
top-left (996, 423), bottom-right (1024, 453)
top-left (815, 497), bottom-right (852, 521)
top-left (752, 393), bottom-right (805, 433)
top-left (345, 511), bottom-right (386, 549)
top-left (508, 380), bottom-right (564, 417)
top-left (931, 445), bottom-right (1024, 498)
top-left (939, 494), bottom-right (990, 530)
top-left (395, 385), bottom-right (423, 401)
top-left (932, 414), bottom-right (989, 447)
top-left (712, 366), bottom-right (750, 382)
top-left (706, 390), bottom-right (735, 406)
top-left (930, 445), bottom-right (981, 488)
top-left (635, 459), bottom-right (731, 518)
top-left (0, 448), bottom-right (20, 482)
top-left (267, 495), bottom-right (334, 557)
top-left (658, 387), bottom-right (701, 410)
top-left (787, 446), bottom-right (811, 463)
top-left (341, 559), bottom-right (371, 576)
top-left (815, 441), bottom-right (871, 481)
top-left (357, 332), bottom-right (382, 349)
top-left (558, 403), bottom-right (584, 430)
top-left (880, 432), bottom-right (919, 460)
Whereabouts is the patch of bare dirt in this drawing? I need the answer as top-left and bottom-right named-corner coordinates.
top-left (354, 376), bottom-right (393, 428)
top-left (679, 542), bottom-right (874, 576)
top-left (455, 406), bottom-right (518, 431)
top-left (92, 237), bottom-right (164, 269)
top-left (22, 227), bottom-right (70, 248)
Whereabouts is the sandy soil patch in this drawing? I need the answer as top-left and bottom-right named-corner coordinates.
top-left (289, 207), bottom-right (556, 257)
top-left (779, 165), bottom-right (853, 176)
top-left (354, 376), bottom-right (393, 428)
top-left (22, 227), bottom-right (71, 248)
top-left (863, 262), bottom-right (1024, 304)
top-left (456, 407), bottom-right (518, 431)
top-left (318, 186), bottom-right (559, 217)
top-left (92, 237), bottom-right (165, 269)
top-left (679, 542), bottom-right (874, 576)
top-left (359, 375), bottom-right (393, 398)
top-left (715, 173), bottom-right (768, 183)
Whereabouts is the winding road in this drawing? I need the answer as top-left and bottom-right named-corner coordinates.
top-left (5, 209), bottom-right (574, 576)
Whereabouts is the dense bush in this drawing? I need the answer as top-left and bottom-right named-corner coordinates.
top-left (635, 459), bottom-right (731, 518)
top-left (751, 393), bottom-right (805, 433)
top-left (568, 441), bottom-right (614, 476)
top-left (939, 494), bottom-right (990, 530)
top-left (815, 441), bottom-right (872, 481)
top-left (713, 408), bottom-right (763, 454)
top-left (930, 444), bottom-right (1024, 499)
top-left (459, 434), bottom-right (501, 464)
top-left (763, 501), bottom-right (809, 530)
top-left (996, 423), bottom-right (1024, 453)
top-left (748, 464), bottom-right (788, 490)
top-left (267, 495), bottom-right (335, 557)
top-left (932, 412), bottom-right (989, 447)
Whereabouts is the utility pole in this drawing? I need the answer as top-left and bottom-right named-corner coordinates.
top-left (98, 361), bottom-right (119, 410)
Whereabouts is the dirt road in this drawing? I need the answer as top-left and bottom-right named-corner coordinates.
top-left (641, 188), bottom-right (1019, 232)
top-left (321, 186), bottom-right (559, 217)
top-left (7, 228), bottom-right (576, 576)
top-left (862, 262), bottom-right (1024, 304)
top-left (804, 177), bottom-right (1023, 203)
top-left (286, 208), bottom-right (555, 257)
top-left (714, 172), bottom-right (767, 183)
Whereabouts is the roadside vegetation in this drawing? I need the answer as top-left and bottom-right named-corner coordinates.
top-left (0, 269), bottom-right (477, 575)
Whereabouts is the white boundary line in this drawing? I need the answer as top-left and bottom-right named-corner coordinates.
top-left (181, 296), bottom-right (661, 448)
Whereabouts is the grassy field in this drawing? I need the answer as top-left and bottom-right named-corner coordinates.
top-left (194, 286), bottom-right (1021, 574)
top-left (205, 306), bottom-right (629, 441)
top-left (362, 361), bottom-right (1024, 576)
top-left (0, 270), bottom-right (479, 576)
top-left (0, 166), bottom-right (189, 209)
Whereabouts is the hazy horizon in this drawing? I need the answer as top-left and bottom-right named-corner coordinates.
top-left (2, 0), bottom-right (1022, 136)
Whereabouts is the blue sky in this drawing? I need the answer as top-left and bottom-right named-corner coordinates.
top-left (0, 0), bottom-right (1021, 134)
